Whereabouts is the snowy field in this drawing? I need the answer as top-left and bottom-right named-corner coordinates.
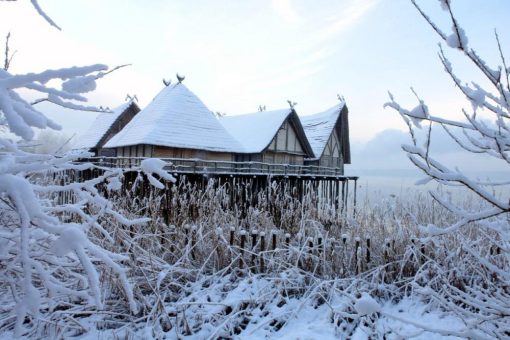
top-left (55, 291), bottom-right (471, 340)
top-left (0, 273), bottom-right (476, 340)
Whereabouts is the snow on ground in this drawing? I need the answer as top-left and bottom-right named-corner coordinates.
top-left (0, 275), bottom-right (468, 340)
top-left (375, 298), bottom-right (466, 340)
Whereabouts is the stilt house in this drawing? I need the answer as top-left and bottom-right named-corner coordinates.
top-left (219, 108), bottom-right (314, 164)
top-left (301, 103), bottom-right (350, 174)
top-left (76, 80), bottom-right (351, 176)
top-left (103, 83), bottom-right (243, 161)
top-left (73, 100), bottom-right (140, 156)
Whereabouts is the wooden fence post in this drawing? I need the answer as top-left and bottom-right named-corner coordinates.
top-left (366, 237), bottom-right (371, 266)
top-left (354, 237), bottom-right (360, 275)
top-left (384, 239), bottom-right (391, 264)
top-left (260, 231), bottom-right (266, 273)
top-left (251, 230), bottom-right (258, 272)
top-left (191, 226), bottom-right (196, 261)
top-left (229, 227), bottom-right (235, 246)
top-left (410, 238), bottom-right (416, 261)
top-left (240, 230), bottom-right (246, 269)
top-left (271, 230), bottom-right (277, 250)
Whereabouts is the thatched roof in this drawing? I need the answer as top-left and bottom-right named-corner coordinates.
top-left (104, 83), bottom-right (243, 152)
top-left (74, 100), bottom-right (139, 150)
top-left (300, 103), bottom-right (351, 163)
top-left (220, 108), bottom-right (313, 156)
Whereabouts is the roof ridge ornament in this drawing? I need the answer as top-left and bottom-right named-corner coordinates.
top-left (287, 100), bottom-right (297, 110)
top-left (337, 94), bottom-right (345, 102)
top-left (125, 94), bottom-right (138, 102)
top-left (162, 78), bottom-right (171, 86)
top-left (258, 105), bottom-right (266, 112)
top-left (176, 73), bottom-right (185, 83)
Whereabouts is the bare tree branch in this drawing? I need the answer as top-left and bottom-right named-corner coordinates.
top-left (30, 0), bottom-right (61, 30)
top-left (3, 32), bottom-right (16, 71)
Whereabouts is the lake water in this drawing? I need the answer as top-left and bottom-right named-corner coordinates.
top-left (346, 169), bottom-right (509, 204)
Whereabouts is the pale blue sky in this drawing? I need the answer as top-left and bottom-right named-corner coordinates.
top-left (1, 0), bottom-right (509, 148)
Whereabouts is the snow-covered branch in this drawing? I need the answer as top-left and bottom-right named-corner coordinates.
top-left (386, 1), bottom-right (510, 337)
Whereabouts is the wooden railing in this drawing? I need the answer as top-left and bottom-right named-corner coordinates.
top-left (80, 157), bottom-right (359, 179)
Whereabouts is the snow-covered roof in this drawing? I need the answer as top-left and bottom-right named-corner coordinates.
top-left (300, 102), bottom-right (346, 159)
top-left (73, 101), bottom-right (138, 150)
top-left (104, 83), bottom-right (244, 153)
top-left (220, 109), bottom-right (292, 153)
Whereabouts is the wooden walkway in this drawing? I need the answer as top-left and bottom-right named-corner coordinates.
top-left (82, 157), bottom-right (358, 179)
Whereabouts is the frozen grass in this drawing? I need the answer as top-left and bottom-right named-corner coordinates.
top-left (1, 175), bottom-right (506, 338)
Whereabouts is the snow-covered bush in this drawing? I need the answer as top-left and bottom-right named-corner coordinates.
top-left (385, 0), bottom-right (510, 337)
top-left (0, 3), bottom-right (174, 337)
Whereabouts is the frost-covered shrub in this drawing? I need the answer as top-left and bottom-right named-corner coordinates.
top-left (385, 0), bottom-right (510, 338)
top-left (0, 3), bottom-right (174, 337)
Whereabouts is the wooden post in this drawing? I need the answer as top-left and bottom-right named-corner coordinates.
top-left (341, 180), bottom-right (346, 215)
top-left (354, 237), bottom-right (360, 275)
top-left (191, 226), bottom-right (196, 261)
top-left (420, 242), bottom-right (426, 264)
top-left (260, 231), bottom-right (266, 273)
top-left (384, 239), bottom-right (391, 264)
top-left (251, 230), bottom-right (258, 271)
top-left (240, 230), bottom-right (246, 269)
top-left (334, 180), bottom-right (340, 211)
top-left (229, 227), bottom-right (235, 246)
top-left (344, 180), bottom-right (349, 214)
top-left (366, 237), bottom-right (371, 267)
top-left (271, 230), bottom-right (277, 251)
top-left (353, 178), bottom-right (358, 218)
top-left (410, 237), bottom-right (416, 261)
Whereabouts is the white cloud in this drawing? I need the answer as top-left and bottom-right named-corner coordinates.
top-left (309, 0), bottom-right (380, 44)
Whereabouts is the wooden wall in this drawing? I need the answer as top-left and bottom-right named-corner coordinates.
top-left (232, 119), bottom-right (307, 165)
top-left (305, 130), bottom-right (344, 174)
top-left (152, 146), bottom-right (232, 161)
top-left (320, 130), bottom-right (343, 169)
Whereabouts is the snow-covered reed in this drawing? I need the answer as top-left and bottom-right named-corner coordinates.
top-left (3, 173), bottom-right (500, 338)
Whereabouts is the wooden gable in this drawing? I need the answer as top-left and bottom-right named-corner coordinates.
top-left (266, 120), bottom-right (305, 155)
top-left (320, 129), bottom-right (343, 168)
top-left (262, 113), bottom-right (313, 165)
